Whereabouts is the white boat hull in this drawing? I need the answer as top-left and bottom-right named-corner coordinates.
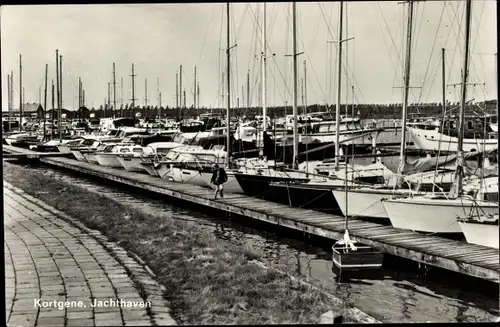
top-left (301, 129), bottom-right (380, 146)
top-left (382, 197), bottom-right (498, 234)
top-left (407, 127), bottom-right (498, 152)
top-left (83, 153), bottom-right (99, 164)
top-left (57, 145), bottom-right (72, 153)
top-left (170, 167), bottom-right (207, 187)
top-left (140, 162), bottom-right (159, 176)
top-left (332, 188), bottom-right (400, 220)
top-left (95, 154), bottom-right (122, 168)
top-left (458, 221), bottom-right (499, 249)
top-left (153, 163), bottom-right (172, 179)
top-left (71, 150), bottom-right (87, 162)
top-left (117, 156), bottom-right (146, 173)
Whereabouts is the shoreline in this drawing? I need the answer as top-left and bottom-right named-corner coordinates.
top-left (3, 161), bottom-right (380, 324)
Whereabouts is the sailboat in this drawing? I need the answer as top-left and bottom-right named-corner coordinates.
top-left (381, 0), bottom-right (498, 234)
top-left (330, 1), bottom-right (383, 280)
top-left (457, 49), bottom-right (499, 247)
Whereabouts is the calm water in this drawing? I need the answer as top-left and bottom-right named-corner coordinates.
top-left (7, 162), bottom-right (499, 323)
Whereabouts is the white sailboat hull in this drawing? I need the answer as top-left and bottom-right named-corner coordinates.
top-left (117, 156), bottom-right (146, 173)
top-left (458, 221), bottom-right (499, 249)
top-left (407, 127), bottom-right (498, 152)
top-left (382, 197), bottom-right (498, 234)
top-left (95, 154), bottom-right (122, 168)
top-left (332, 188), bottom-right (400, 220)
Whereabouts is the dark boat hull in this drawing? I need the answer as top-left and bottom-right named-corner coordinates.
top-left (268, 182), bottom-right (342, 215)
top-left (233, 173), bottom-right (310, 198)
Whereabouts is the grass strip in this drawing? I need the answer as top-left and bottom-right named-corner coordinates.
top-left (4, 162), bottom-right (345, 325)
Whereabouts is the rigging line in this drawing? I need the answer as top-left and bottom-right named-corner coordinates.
top-left (478, 54), bottom-right (490, 96)
top-left (417, 1), bottom-right (446, 104)
top-left (296, 2), bottom-right (326, 102)
top-left (318, 2), bottom-right (367, 104)
top-left (265, 3), bottom-right (280, 47)
top-left (196, 5), bottom-right (215, 68)
top-left (246, 4), bottom-right (257, 73)
top-left (424, 1), bottom-right (460, 104)
top-left (296, 18), bottom-right (327, 102)
top-left (453, 1), bottom-right (487, 93)
top-left (446, 0), bottom-right (483, 86)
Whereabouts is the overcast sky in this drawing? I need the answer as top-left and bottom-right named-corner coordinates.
top-left (1, 1), bottom-right (497, 111)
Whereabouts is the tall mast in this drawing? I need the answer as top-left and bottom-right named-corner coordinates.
top-left (226, 2), bottom-right (231, 167)
top-left (9, 72), bottom-right (13, 132)
top-left (78, 77), bottom-right (82, 108)
top-left (131, 63), bottom-right (137, 114)
top-left (176, 71), bottom-right (179, 117)
top-left (19, 54), bottom-right (23, 132)
top-left (433, 48), bottom-right (447, 192)
top-left (59, 54), bottom-right (63, 139)
top-left (262, 2), bottom-right (267, 132)
top-left (113, 62), bottom-right (117, 119)
top-left (55, 50), bottom-right (59, 133)
top-left (334, 1), bottom-right (344, 169)
top-left (292, 2), bottom-right (299, 169)
top-left (51, 80), bottom-right (55, 137)
top-left (455, 0), bottom-right (473, 197)
top-left (107, 82), bottom-right (111, 117)
top-left (7, 74), bottom-right (11, 131)
top-left (197, 82), bottom-right (200, 109)
top-left (120, 77), bottom-right (124, 116)
top-left (247, 70), bottom-right (250, 108)
top-left (82, 89), bottom-right (85, 108)
top-left (144, 79), bottom-right (148, 107)
top-left (180, 65), bottom-right (183, 110)
top-left (301, 78), bottom-right (304, 114)
top-left (157, 77), bottom-right (160, 117)
top-left (396, 0), bottom-right (414, 181)
top-left (304, 60), bottom-right (308, 116)
top-left (194, 66), bottom-right (197, 109)
top-left (345, 2), bottom-right (349, 116)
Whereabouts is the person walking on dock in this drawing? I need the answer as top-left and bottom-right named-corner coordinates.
top-left (211, 163), bottom-right (228, 200)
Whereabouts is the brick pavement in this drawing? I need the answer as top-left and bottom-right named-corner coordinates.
top-left (4, 182), bottom-right (176, 327)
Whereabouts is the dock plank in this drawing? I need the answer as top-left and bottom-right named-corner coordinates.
top-left (33, 154), bottom-right (500, 284)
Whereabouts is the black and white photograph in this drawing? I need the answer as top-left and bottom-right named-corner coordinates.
top-left (2, 1), bottom-right (499, 325)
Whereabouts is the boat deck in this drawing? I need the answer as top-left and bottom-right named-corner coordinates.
top-left (3, 145), bottom-right (499, 283)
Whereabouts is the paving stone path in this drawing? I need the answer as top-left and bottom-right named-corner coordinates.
top-left (4, 182), bottom-right (176, 327)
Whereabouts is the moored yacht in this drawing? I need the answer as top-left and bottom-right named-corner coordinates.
top-left (381, 175), bottom-right (499, 234)
top-left (94, 143), bottom-right (135, 168)
top-left (458, 213), bottom-right (499, 249)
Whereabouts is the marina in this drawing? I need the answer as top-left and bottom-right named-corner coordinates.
top-left (2, 0), bottom-right (498, 324)
top-left (3, 144), bottom-right (499, 283)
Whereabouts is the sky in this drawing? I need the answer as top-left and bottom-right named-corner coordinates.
top-left (1, 1), bottom-right (497, 111)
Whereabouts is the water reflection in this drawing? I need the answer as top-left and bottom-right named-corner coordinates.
top-left (14, 163), bottom-right (500, 323)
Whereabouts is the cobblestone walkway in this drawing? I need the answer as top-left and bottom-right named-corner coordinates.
top-left (4, 183), bottom-right (175, 327)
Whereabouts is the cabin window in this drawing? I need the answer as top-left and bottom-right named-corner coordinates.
top-left (133, 148), bottom-right (143, 153)
top-left (467, 121), bottom-right (473, 129)
top-left (120, 149), bottom-right (130, 153)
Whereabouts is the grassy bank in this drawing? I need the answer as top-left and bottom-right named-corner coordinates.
top-left (3, 161), bottom-right (346, 325)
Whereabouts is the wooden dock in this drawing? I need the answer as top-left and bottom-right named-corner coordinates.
top-left (3, 145), bottom-right (499, 283)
